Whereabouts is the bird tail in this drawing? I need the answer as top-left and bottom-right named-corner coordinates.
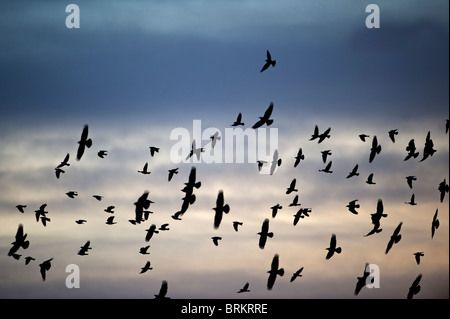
top-left (277, 268), bottom-right (284, 276)
top-left (86, 139), bottom-right (93, 148)
top-left (413, 152), bottom-right (419, 158)
top-left (21, 241), bottom-right (30, 249)
top-left (335, 247), bottom-right (342, 254)
top-left (376, 145), bottom-right (381, 154)
top-left (194, 182), bottom-right (201, 189)
top-left (435, 220), bottom-right (440, 229)
top-left (272, 60), bottom-right (276, 67)
top-left (267, 232), bottom-right (274, 238)
top-left (266, 119), bottom-right (274, 126)
top-left (223, 204), bottom-right (230, 214)
top-left (395, 235), bottom-right (402, 243)
top-left (189, 194), bottom-right (196, 205)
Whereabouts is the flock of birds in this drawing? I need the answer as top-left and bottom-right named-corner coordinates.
top-left (5, 50), bottom-right (449, 299)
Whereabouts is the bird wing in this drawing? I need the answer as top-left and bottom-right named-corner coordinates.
top-left (80, 125), bottom-right (89, 142)
top-left (393, 222), bottom-right (403, 236)
top-left (330, 234), bottom-right (337, 249)
top-left (271, 254), bottom-right (279, 271)
top-left (266, 50), bottom-right (272, 60)
top-left (159, 280), bottom-right (168, 297)
top-left (261, 218), bottom-right (270, 234)
top-left (263, 103), bottom-right (274, 119)
top-left (376, 199), bottom-right (383, 215)
top-left (15, 224), bottom-right (25, 242)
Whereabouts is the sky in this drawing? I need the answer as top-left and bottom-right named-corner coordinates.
top-left (0, 1), bottom-right (448, 299)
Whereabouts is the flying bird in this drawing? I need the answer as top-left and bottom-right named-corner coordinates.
top-left (269, 149), bottom-right (282, 175)
top-left (293, 208), bottom-right (312, 226)
top-left (93, 195), bottom-right (103, 201)
top-left (359, 134), bottom-right (370, 142)
top-left (257, 160), bottom-right (267, 172)
top-left (76, 124), bottom-right (92, 161)
top-left (16, 205), bottom-right (27, 213)
top-left (40, 216), bottom-right (51, 227)
top-left (185, 140), bottom-right (205, 161)
top-left (138, 162), bottom-right (151, 175)
top-left (159, 224), bottom-right (170, 231)
top-left (420, 131), bottom-right (436, 162)
top-left (168, 168), bottom-right (179, 181)
top-left (237, 282), bottom-right (250, 293)
top-left (212, 190), bottom-right (230, 229)
top-left (286, 178), bottom-right (298, 194)
top-left (267, 254), bottom-right (284, 290)
top-left (232, 221), bottom-right (243, 232)
top-left (385, 222), bottom-right (403, 254)
top-left (34, 204), bottom-right (48, 223)
top-left (210, 131), bottom-right (221, 148)
top-left (78, 241), bottom-right (92, 256)
top-left (105, 216), bottom-right (116, 225)
top-left (294, 148), bottom-right (305, 167)
top-left (145, 224), bottom-right (159, 242)
top-left (149, 146), bottom-right (160, 157)
top-left (66, 191), bottom-right (78, 198)
top-left (260, 50), bottom-right (276, 73)
top-left (346, 164), bottom-right (360, 179)
top-left (39, 258), bottom-right (53, 281)
top-left (57, 153), bottom-right (70, 168)
top-left (25, 256), bottom-right (35, 265)
top-left (346, 200), bottom-right (360, 215)
top-left (319, 161), bottom-right (333, 173)
top-left (289, 195), bottom-right (301, 207)
top-left (431, 209), bottom-right (440, 238)
top-left (388, 129), bottom-right (398, 143)
top-left (252, 102), bottom-right (274, 129)
top-left (104, 206), bottom-right (115, 214)
top-left (211, 236), bottom-right (222, 246)
top-left (438, 179), bottom-right (449, 203)
top-left (97, 150), bottom-right (107, 158)
top-left (290, 267), bottom-right (304, 282)
top-left (321, 150), bottom-right (332, 163)
top-left (310, 125), bottom-right (331, 143)
top-left (354, 263), bottom-right (372, 296)
top-left (405, 194), bottom-right (417, 206)
top-left (406, 176), bottom-right (417, 189)
top-left (407, 274), bottom-right (422, 299)
top-left (365, 199), bottom-right (388, 237)
top-left (8, 224), bottom-right (30, 257)
top-left (154, 280), bottom-right (170, 299)
top-left (139, 245), bottom-right (150, 255)
top-left (270, 204), bottom-right (282, 218)
top-left (54, 168), bottom-right (65, 179)
top-left (257, 218), bottom-right (274, 249)
top-left (404, 139), bottom-right (419, 161)
top-left (75, 219), bottom-right (87, 225)
top-left (231, 112), bottom-right (244, 126)
top-left (369, 136), bottom-right (382, 163)
top-left (413, 252), bottom-right (424, 265)
top-left (325, 234), bottom-right (342, 260)
top-left (366, 173), bottom-right (376, 185)
top-left (134, 191), bottom-right (153, 224)
top-left (140, 261), bottom-right (153, 274)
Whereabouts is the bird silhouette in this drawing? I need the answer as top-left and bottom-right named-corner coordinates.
top-left (325, 234), bottom-right (342, 259)
top-left (104, 206), bottom-right (115, 214)
top-left (385, 222), bottom-right (403, 254)
top-left (407, 274), bottom-right (422, 299)
top-left (252, 102), bottom-right (274, 129)
top-left (105, 216), bottom-right (116, 225)
top-left (66, 191), bottom-right (78, 198)
top-left (34, 204), bottom-right (48, 222)
top-left (8, 224), bottom-right (30, 257)
top-left (354, 263), bottom-right (372, 296)
top-left (232, 221), bottom-right (243, 232)
top-left (286, 178), bottom-right (298, 194)
top-left (40, 216), bottom-right (51, 227)
top-left (321, 150), bottom-right (332, 163)
top-left (310, 126), bottom-right (331, 143)
top-left (57, 153), bottom-right (70, 168)
top-left (54, 167), bottom-right (65, 179)
top-left (347, 200), bottom-right (360, 215)
top-left (39, 258), bottom-right (53, 281)
top-left (438, 179), bottom-right (449, 203)
top-left (210, 131), bottom-right (221, 148)
top-left (293, 208), bottom-right (311, 226)
top-left (138, 162), bottom-right (151, 175)
top-left (149, 146), bottom-right (160, 157)
top-left (365, 199), bottom-right (388, 237)
top-left (93, 195), bottom-right (103, 201)
top-left (97, 150), bottom-right (107, 158)
top-left (404, 139), bottom-right (419, 161)
top-left (76, 124), bottom-right (92, 161)
top-left (211, 236), bottom-right (222, 246)
top-left (186, 140), bottom-right (205, 161)
top-left (140, 261), bottom-right (153, 274)
top-left (369, 136), bottom-right (382, 163)
top-left (260, 50), bottom-right (276, 73)
top-left (319, 161), bottom-right (333, 173)
top-left (269, 149), bottom-right (282, 175)
top-left (288, 194), bottom-right (301, 207)
top-left (359, 134), bottom-right (370, 142)
top-left (139, 245), bottom-right (150, 255)
top-left (431, 209), bottom-right (440, 238)
top-left (270, 204), bottom-right (282, 218)
top-left (257, 160), bottom-right (267, 172)
top-left (231, 112), bottom-right (245, 126)
top-left (346, 164), bottom-right (359, 178)
top-left (78, 240), bottom-right (92, 256)
top-left (405, 194), bottom-right (417, 206)
top-left (75, 219), bottom-right (87, 225)
top-left (267, 254), bottom-right (284, 290)
top-left (294, 148), bottom-right (305, 167)
top-left (154, 280), bottom-right (170, 299)
top-left (388, 129), bottom-right (398, 143)
top-left (212, 190), bottom-right (230, 229)
top-left (134, 191), bottom-right (153, 224)
top-left (366, 173), bottom-right (376, 185)
top-left (145, 224), bottom-right (159, 242)
top-left (413, 252), bottom-right (424, 265)
top-left (257, 218), bottom-right (274, 249)
top-left (406, 176), bottom-right (417, 189)
top-left (290, 267), bottom-right (304, 282)
top-left (420, 131), bottom-right (436, 162)
top-left (16, 205), bottom-right (27, 213)
top-left (168, 168), bottom-right (179, 181)
top-left (24, 256), bottom-right (35, 265)
top-left (159, 224), bottom-right (170, 231)
top-left (237, 282), bottom-right (250, 293)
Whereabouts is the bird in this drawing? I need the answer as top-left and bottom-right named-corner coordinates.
top-left (404, 139), bottom-right (419, 161)
top-left (78, 241), bottom-right (92, 256)
top-left (388, 129), bottom-right (398, 143)
top-left (171, 211), bottom-right (183, 221)
top-left (210, 131), bottom-right (221, 148)
top-left (260, 50), bottom-right (276, 73)
top-left (405, 194), bottom-right (417, 206)
top-left (54, 168), bottom-right (65, 179)
top-left (232, 221), bottom-right (243, 232)
top-left (294, 148), bottom-right (305, 167)
top-left (237, 282), bottom-right (250, 293)
top-left (369, 136), bottom-right (382, 163)
top-left (57, 153), bottom-right (70, 168)
top-left (104, 206), bottom-right (115, 214)
top-left (286, 178), bottom-right (298, 194)
top-left (269, 149), bottom-right (281, 175)
top-left (288, 195), bottom-right (301, 207)
top-left (407, 274), bottom-right (422, 299)
top-left (420, 131), bottom-right (436, 162)
top-left (168, 168), bottom-right (179, 181)
top-left (267, 254), bottom-right (284, 290)
top-left (431, 209), bottom-right (440, 238)
top-left (212, 190), bottom-right (230, 229)
top-left (413, 252), bottom-right (424, 265)
top-left (346, 200), bottom-right (360, 215)
top-left (257, 160), bottom-right (267, 172)
top-left (66, 191), bottom-right (78, 198)
top-left (24, 256), bottom-right (35, 265)
top-left (310, 125), bottom-right (331, 143)
top-left (231, 112), bottom-right (244, 126)
top-left (140, 261), bottom-right (153, 274)
top-left (139, 245), bottom-right (150, 255)
top-left (325, 234), bottom-right (342, 259)
top-left (39, 258), bottom-right (53, 281)
top-left (346, 164), bottom-right (359, 178)
top-left (34, 203), bottom-right (48, 223)
top-left (321, 150), bottom-right (332, 163)
top-left (354, 263), bottom-right (374, 296)
top-left (154, 280), bottom-right (170, 299)
top-left (149, 146), bottom-right (160, 157)
top-left (257, 218), bottom-right (274, 249)
top-left (138, 162), bottom-right (151, 175)
top-left (438, 179), bottom-right (449, 203)
top-left (366, 173), bottom-right (376, 185)
top-left (105, 216), bottom-right (116, 225)
top-left (92, 195), bottom-right (103, 201)
top-left (293, 208), bottom-right (311, 226)
top-left (8, 224), bottom-right (30, 257)
top-left (270, 204), bottom-right (282, 218)
top-left (134, 191), bottom-right (153, 224)
top-left (319, 161), bottom-right (333, 173)
top-left (385, 222), bottom-right (403, 254)
top-left (365, 199), bottom-right (388, 237)
top-left (290, 267), bottom-right (304, 282)
top-left (40, 216), bottom-right (51, 227)
top-left (211, 236), bottom-right (222, 246)
top-left (252, 102), bottom-right (274, 129)
top-left (76, 124), bottom-right (92, 161)
top-left (185, 140), bottom-right (205, 161)
top-left (359, 134), bottom-right (370, 142)
top-left (75, 219), bottom-right (87, 225)
top-left (159, 224), bottom-right (170, 231)
top-left (15, 205), bottom-right (27, 213)
top-left (145, 224), bottom-right (159, 242)
top-left (406, 176), bottom-right (417, 189)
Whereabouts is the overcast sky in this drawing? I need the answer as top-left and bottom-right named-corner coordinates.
top-left (0, 1), bottom-right (448, 299)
